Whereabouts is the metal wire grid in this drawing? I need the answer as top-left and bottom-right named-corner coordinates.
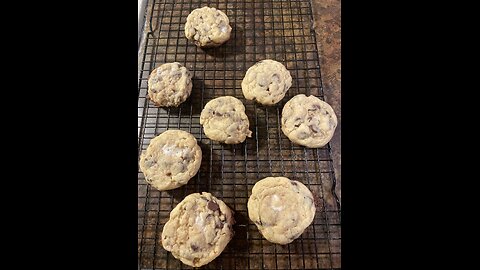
top-left (137, 0), bottom-right (341, 269)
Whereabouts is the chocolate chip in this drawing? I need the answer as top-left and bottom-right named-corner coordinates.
top-left (308, 104), bottom-right (321, 112)
top-left (291, 181), bottom-right (298, 186)
top-left (271, 73), bottom-right (280, 83)
top-left (309, 125), bottom-right (320, 133)
top-left (294, 117), bottom-right (303, 128)
top-left (166, 172), bottom-right (172, 176)
top-left (207, 201), bottom-right (219, 211)
top-left (191, 244), bottom-right (199, 251)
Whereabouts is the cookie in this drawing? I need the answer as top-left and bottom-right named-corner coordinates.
top-left (139, 130), bottom-right (202, 191)
top-left (147, 62), bottom-right (193, 107)
top-left (184, 6), bottom-right (232, 48)
top-left (241, 59), bottom-right (293, 105)
top-left (281, 94), bottom-right (337, 148)
top-left (161, 192), bottom-right (235, 267)
top-left (200, 96), bottom-right (252, 144)
top-left (247, 177), bottom-right (316, 245)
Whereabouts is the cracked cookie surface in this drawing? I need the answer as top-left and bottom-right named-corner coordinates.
top-left (147, 62), bottom-right (193, 107)
top-left (161, 192), bottom-right (235, 267)
top-left (139, 130), bottom-right (202, 191)
top-left (184, 6), bottom-right (232, 48)
top-left (281, 94), bottom-right (337, 148)
top-left (200, 96), bottom-right (252, 144)
top-left (242, 59), bottom-right (292, 105)
top-left (247, 177), bottom-right (316, 245)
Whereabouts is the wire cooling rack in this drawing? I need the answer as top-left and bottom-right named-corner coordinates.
top-left (138, 0), bottom-right (341, 269)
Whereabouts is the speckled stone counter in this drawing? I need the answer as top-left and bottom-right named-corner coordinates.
top-left (312, 0), bottom-right (341, 202)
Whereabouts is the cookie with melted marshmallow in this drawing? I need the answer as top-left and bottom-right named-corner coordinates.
top-left (139, 130), bottom-right (202, 191)
top-left (247, 177), bottom-right (316, 245)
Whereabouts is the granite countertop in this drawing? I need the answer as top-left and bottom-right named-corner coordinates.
top-left (312, 0), bottom-right (341, 202)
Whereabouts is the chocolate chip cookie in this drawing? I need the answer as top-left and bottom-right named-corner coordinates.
top-left (184, 6), bottom-right (232, 48)
top-left (139, 130), bottom-right (202, 191)
top-left (147, 62), bottom-right (193, 107)
top-left (241, 59), bottom-right (293, 105)
top-left (281, 94), bottom-right (338, 148)
top-left (161, 192), bottom-right (235, 267)
top-left (247, 177), bottom-right (316, 245)
top-left (200, 96), bottom-right (252, 144)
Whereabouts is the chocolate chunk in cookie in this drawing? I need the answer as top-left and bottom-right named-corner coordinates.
top-left (208, 200), bottom-right (220, 211)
